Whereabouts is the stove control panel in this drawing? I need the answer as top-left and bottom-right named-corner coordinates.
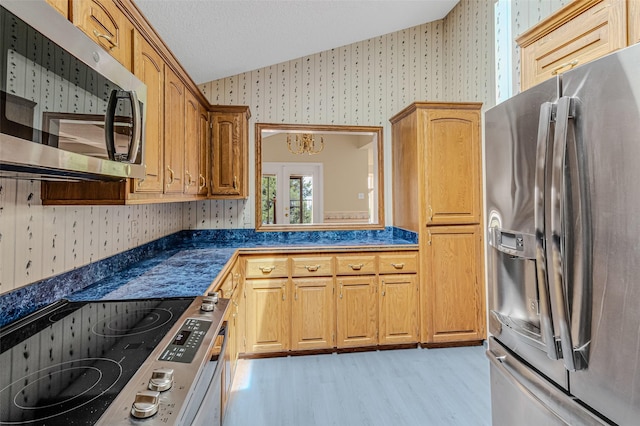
top-left (97, 297), bottom-right (229, 425)
top-left (158, 319), bottom-right (211, 364)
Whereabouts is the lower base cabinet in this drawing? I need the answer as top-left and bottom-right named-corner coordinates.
top-left (291, 277), bottom-right (335, 350)
top-left (423, 225), bottom-right (485, 345)
top-left (379, 274), bottom-right (419, 345)
top-left (245, 278), bottom-right (290, 353)
top-left (336, 276), bottom-right (378, 348)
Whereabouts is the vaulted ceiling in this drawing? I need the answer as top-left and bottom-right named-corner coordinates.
top-left (134, 0), bottom-right (460, 84)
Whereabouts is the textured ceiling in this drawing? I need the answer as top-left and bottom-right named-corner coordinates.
top-left (134, 0), bottom-right (459, 84)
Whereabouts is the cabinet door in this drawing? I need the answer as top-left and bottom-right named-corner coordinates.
top-left (184, 91), bottom-right (199, 195)
top-left (518, 0), bottom-right (627, 91)
top-left (210, 112), bottom-right (243, 196)
top-left (291, 277), bottom-right (335, 350)
top-left (423, 225), bottom-right (485, 344)
top-left (72, 0), bottom-right (132, 70)
top-left (230, 278), bottom-right (243, 378)
top-left (336, 276), bottom-right (377, 348)
top-left (164, 68), bottom-right (185, 194)
top-left (245, 279), bottom-right (289, 353)
top-left (132, 32), bottom-right (164, 193)
top-left (424, 108), bottom-right (481, 225)
top-left (197, 106), bottom-right (209, 195)
top-left (379, 274), bottom-right (419, 345)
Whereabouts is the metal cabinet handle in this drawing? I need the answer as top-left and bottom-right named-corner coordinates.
top-left (339, 282), bottom-right (343, 299)
top-left (427, 230), bottom-right (432, 246)
top-left (348, 263), bottom-right (363, 271)
top-left (428, 205), bottom-right (433, 221)
top-left (381, 279), bottom-right (386, 296)
top-left (282, 284), bottom-right (286, 301)
top-left (294, 284), bottom-right (298, 301)
top-left (551, 59), bottom-right (579, 76)
top-left (305, 265), bottom-right (320, 272)
top-left (166, 166), bottom-right (175, 186)
top-left (185, 171), bottom-right (193, 187)
top-left (391, 263), bottom-right (405, 269)
top-left (259, 266), bottom-right (275, 273)
top-left (199, 174), bottom-right (206, 190)
top-left (233, 175), bottom-right (238, 190)
top-left (92, 29), bottom-right (118, 48)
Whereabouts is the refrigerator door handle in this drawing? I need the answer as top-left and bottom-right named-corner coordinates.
top-left (534, 101), bottom-right (559, 360)
top-left (550, 96), bottom-right (591, 371)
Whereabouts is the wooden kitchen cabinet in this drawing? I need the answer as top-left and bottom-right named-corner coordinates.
top-left (517, 0), bottom-right (630, 91)
top-left (391, 103), bottom-right (482, 227)
top-left (198, 105), bottom-right (210, 195)
top-left (336, 275), bottom-right (378, 348)
top-left (210, 105), bottom-right (250, 198)
top-left (423, 225), bottom-right (485, 345)
top-left (132, 31), bottom-right (164, 194)
top-left (378, 252), bottom-right (419, 346)
top-left (244, 278), bottom-right (290, 353)
top-left (291, 277), bottom-right (335, 350)
top-left (72, 0), bottom-right (133, 70)
top-left (164, 67), bottom-right (185, 194)
top-left (391, 102), bottom-right (485, 347)
top-left (184, 90), bottom-right (200, 195)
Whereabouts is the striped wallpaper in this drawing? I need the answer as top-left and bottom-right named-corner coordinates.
top-left (1, 0), bottom-right (564, 295)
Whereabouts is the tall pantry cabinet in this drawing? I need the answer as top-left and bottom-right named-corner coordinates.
top-left (390, 102), bottom-right (485, 347)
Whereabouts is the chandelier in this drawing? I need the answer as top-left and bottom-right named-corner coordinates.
top-left (287, 133), bottom-right (324, 155)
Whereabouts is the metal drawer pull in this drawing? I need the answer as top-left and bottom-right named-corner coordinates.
top-left (551, 59), bottom-right (579, 75)
top-left (391, 263), bottom-right (405, 269)
top-left (348, 263), bottom-right (364, 271)
top-left (305, 264), bottom-right (320, 272)
top-left (92, 30), bottom-right (118, 48)
top-left (259, 266), bottom-right (275, 273)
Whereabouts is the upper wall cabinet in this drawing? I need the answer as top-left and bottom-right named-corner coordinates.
top-left (72, 0), bottom-right (133, 70)
top-left (164, 68), bottom-right (186, 194)
top-left (516, 0), bottom-right (636, 91)
top-left (132, 31), bottom-right (164, 194)
top-left (391, 102), bottom-right (482, 229)
top-left (210, 105), bottom-right (251, 198)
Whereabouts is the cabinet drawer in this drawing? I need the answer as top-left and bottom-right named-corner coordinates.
top-left (378, 253), bottom-right (418, 274)
top-left (335, 255), bottom-right (376, 275)
top-left (245, 257), bottom-right (289, 278)
top-left (291, 256), bottom-right (334, 277)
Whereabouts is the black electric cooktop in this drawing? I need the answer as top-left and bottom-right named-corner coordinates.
top-left (0, 298), bottom-right (195, 425)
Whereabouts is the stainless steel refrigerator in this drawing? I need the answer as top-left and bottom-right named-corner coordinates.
top-left (485, 41), bottom-right (640, 426)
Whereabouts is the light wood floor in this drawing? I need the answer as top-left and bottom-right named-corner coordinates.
top-left (224, 346), bottom-right (491, 425)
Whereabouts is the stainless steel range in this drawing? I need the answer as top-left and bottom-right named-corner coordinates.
top-left (0, 296), bottom-right (228, 425)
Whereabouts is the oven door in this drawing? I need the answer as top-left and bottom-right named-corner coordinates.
top-left (181, 322), bottom-right (228, 426)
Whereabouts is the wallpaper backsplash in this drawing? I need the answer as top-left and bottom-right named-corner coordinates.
top-left (1, 0), bottom-right (566, 296)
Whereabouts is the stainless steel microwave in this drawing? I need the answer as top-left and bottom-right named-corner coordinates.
top-left (0, 0), bottom-right (146, 180)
